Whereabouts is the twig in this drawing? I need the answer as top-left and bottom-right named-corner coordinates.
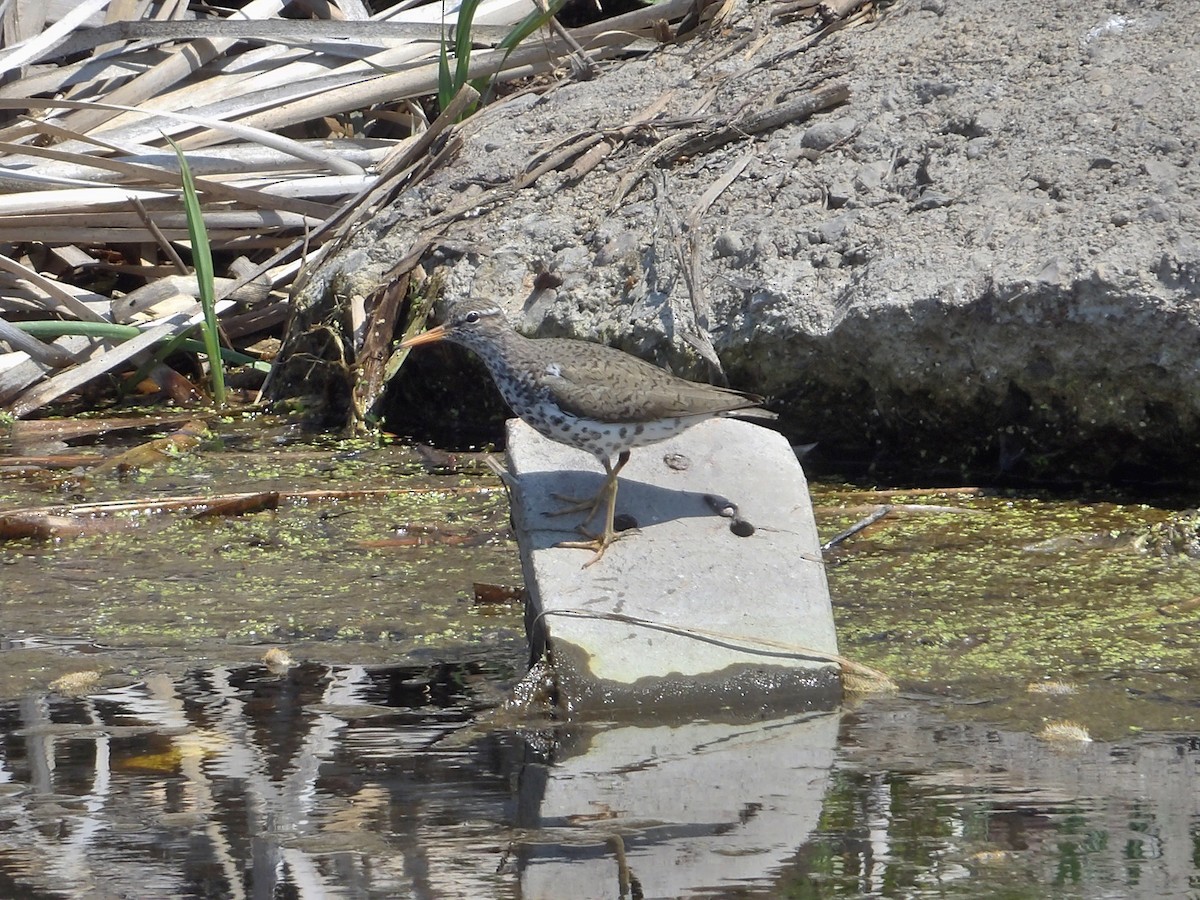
top-left (127, 196), bottom-right (188, 273)
top-left (532, 0), bottom-right (600, 79)
top-left (679, 151), bottom-right (755, 377)
top-left (671, 81), bottom-right (850, 159)
top-left (0, 317), bottom-right (79, 367)
top-left (616, 81), bottom-right (849, 204)
top-left (821, 504), bottom-right (892, 551)
top-left (818, 0), bottom-right (871, 23)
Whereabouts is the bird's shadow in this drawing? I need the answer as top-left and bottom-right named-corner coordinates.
top-left (515, 469), bottom-right (736, 550)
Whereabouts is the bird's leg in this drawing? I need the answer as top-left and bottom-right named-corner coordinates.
top-left (556, 451), bottom-right (630, 567)
top-left (547, 454), bottom-right (615, 528)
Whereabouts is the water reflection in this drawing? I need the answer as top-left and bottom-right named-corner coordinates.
top-left (0, 662), bottom-right (1197, 898)
top-left (515, 710), bottom-right (839, 899)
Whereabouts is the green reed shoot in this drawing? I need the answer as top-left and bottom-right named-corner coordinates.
top-left (167, 136), bottom-right (226, 407)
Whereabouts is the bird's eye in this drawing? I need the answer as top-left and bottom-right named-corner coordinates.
top-left (464, 311), bottom-right (480, 324)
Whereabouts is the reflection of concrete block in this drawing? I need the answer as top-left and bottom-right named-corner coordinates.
top-left (518, 711), bottom-right (841, 899)
top-left (506, 417), bottom-right (840, 712)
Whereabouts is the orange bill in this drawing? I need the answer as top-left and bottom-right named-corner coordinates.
top-left (398, 324), bottom-right (448, 348)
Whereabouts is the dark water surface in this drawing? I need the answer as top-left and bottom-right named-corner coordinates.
top-left (1, 416), bottom-right (1198, 898)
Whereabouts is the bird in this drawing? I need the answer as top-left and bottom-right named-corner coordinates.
top-left (399, 303), bottom-right (772, 566)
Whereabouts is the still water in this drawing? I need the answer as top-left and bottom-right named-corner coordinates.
top-left (1, 415), bottom-right (1198, 898)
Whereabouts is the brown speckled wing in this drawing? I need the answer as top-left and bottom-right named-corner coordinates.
top-left (530, 339), bottom-right (764, 423)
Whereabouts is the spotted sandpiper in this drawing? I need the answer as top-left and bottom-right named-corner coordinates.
top-left (399, 304), bottom-right (772, 566)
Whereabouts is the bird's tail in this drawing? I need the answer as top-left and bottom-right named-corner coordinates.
top-left (722, 407), bottom-right (779, 423)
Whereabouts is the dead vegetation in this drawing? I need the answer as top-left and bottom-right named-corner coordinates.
top-left (0, 0), bottom-right (715, 419)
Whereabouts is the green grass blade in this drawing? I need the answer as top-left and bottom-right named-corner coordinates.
top-left (434, 0), bottom-right (485, 118)
top-left (476, 0), bottom-right (565, 101)
top-left (12, 321), bottom-right (269, 371)
top-left (499, 0), bottom-right (564, 52)
top-left (166, 135), bottom-right (226, 407)
top-left (453, 0), bottom-right (483, 89)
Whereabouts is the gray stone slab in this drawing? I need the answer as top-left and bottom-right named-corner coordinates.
top-left (505, 417), bottom-right (841, 713)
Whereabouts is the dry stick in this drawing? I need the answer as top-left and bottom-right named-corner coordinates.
top-left (0, 335), bottom-right (98, 405)
top-left (531, 0), bottom-right (600, 79)
top-left (564, 90), bottom-right (678, 183)
top-left (0, 454), bottom-right (104, 469)
top-left (679, 151), bottom-right (755, 376)
top-left (821, 504), bottom-right (892, 551)
top-left (18, 115), bottom-right (387, 180)
top-left (0, 486), bottom-right (498, 521)
top-left (563, 139), bottom-right (614, 183)
top-left (127, 196), bottom-right (189, 274)
top-left (37, 18), bottom-right (518, 64)
top-left (9, 414), bottom-right (202, 442)
top-left (0, 97), bottom-right (363, 176)
top-left (0, 0), bottom-right (115, 76)
top-left (15, 115), bottom-right (148, 156)
top-left (289, 84), bottom-right (481, 296)
top-left (758, 4), bottom-right (869, 70)
top-left (351, 272), bottom-right (409, 421)
top-left (95, 0), bottom-right (142, 58)
top-left (113, 274), bottom-right (271, 322)
top-left (615, 82), bottom-right (849, 204)
top-left (517, 91), bottom-right (675, 184)
top-left (819, 0), bottom-right (871, 21)
top-left (674, 81), bottom-right (851, 159)
top-left (8, 312), bottom-right (194, 418)
top-left (0, 139), bottom-right (339, 221)
top-left (0, 317), bottom-right (79, 368)
top-left (515, 133), bottom-right (607, 189)
top-left (0, 253), bottom-right (108, 322)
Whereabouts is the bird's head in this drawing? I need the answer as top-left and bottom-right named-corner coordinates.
top-left (398, 304), bottom-right (510, 355)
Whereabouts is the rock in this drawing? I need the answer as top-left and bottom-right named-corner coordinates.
top-left (713, 229), bottom-right (748, 262)
top-left (853, 160), bottom-right (892, 193)
top-left (504, 418), bottom-right (841, 713)
top-left (279, 0), bottom-right (1200, 484)
top-left (800, 116), bottom-right (859, 152)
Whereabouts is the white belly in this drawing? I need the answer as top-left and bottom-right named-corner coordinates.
top-left (523, 401), bottom-right (707, 463)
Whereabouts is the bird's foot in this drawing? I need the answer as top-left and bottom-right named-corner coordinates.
top-left (556, 529), bottom-right (620, 568)
top-left (551, 468), bottom-right (624, 567)
top-left (546, 490), bottom-right (606, 527)
top-left (556, 517), bottom-right (638, 568)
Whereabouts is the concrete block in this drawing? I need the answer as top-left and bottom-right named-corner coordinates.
top-left (505, 417), bottom-right (841, 713)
